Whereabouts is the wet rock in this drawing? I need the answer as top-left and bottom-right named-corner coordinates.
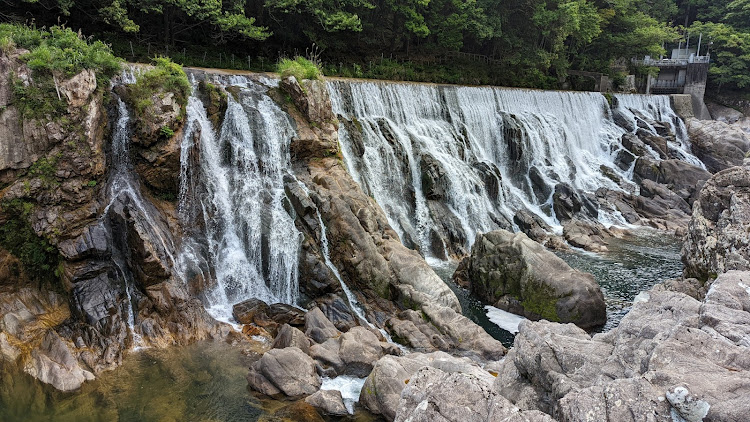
top-left (247, 347), bottom-right (321, 399)
top-left (464, 229), bottom-right (606, 329)
top-left (636, 129), bottom-right (668, 159)
top-left (633, 157), bottom-right (710, 205)
top-left (312, 294), bottom-right (357, 332)
top-left (197, 80), bottom-right (228, 128)
top-left (528, 166), bottom-right (553, 202)
top-left (420, 153), bottom-right (449, 200)
top-left (426, 200), bottom-right (468, 258)
top-left (552, 183), bottom-right (598, 222)
top-left (338, 326), bottom-right (383, 377)
top-left (682, 165), bottom-right (750, 281)
top-left (687, 118), bottom-right (750, 173)
top-left (268, 303), bottom-right (306, 327)
top-left (513, 209), bottom-right (552, 246)
top-left (421, 304), bottom-right (506, 360)
top-left (232, 298), bottom-right (271, 324)
top-left (621, 133), bottom-right (649, 157)
top-left (266, 400), bottom-right (326, 422)
top-left (272, 324), bottom-right (311, 355)
top-left (305, 307), bottom-right (340, 344)
top-left (23, 331), bottom-right (95, 392)
top-left (562, 219), bottom-right (611, 252)
top-left (305, 389), bottom-right (348, 416)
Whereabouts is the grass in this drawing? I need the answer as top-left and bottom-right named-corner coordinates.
top-left (129, 56), bottom-right (191, 115)
top-left (276, 56), bottom-right (321, 80)
top-left (0, 23), bottom-right (122, 119)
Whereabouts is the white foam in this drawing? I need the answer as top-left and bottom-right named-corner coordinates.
top-left (485, 305), bottom-right (527, 334)
top-left (633, 291), bottom-right (650, 304)
top-left (320, 376), bottom-right (367, 414)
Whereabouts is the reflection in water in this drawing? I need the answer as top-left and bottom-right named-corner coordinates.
top-left (555, 228), bottom-right (683, 332)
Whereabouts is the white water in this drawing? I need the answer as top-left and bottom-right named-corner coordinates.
top-left (320, 376), bottom-right (367, 414)
top-left (329, 81), bottom-right (701, 258)
top-left (176, 78), bottom-right (301, 322)
top-left (484, 305), bottom-right (527, 334)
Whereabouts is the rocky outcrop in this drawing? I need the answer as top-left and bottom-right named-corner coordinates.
top-left (687, 118), bottom-right (750, 174)
top-left (682, 163), bottom-right (750, 281)
top-left (494, 271), bottom-right (750, 421)
top-left (457, 229), bottom-right (606, 329)
top-left (305, 389), bottom-right (348, 416)
top-left (562, 219), bottom-right (612, 252)
top-left (633, 157), bottom-right (710, 205)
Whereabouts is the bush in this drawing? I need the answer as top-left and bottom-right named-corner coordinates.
top-left (0, 199), bottom-right (60, 284)
top-left (129, 56), bottom-right (191, 115)
top-left (276, 56), bottom-right (322, 80)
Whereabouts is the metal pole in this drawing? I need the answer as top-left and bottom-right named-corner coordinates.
top-left (697, 33), bottom-right (703, 57)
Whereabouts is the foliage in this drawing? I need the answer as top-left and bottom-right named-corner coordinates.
top-left (0, 199), bottom-right (60, 284)
top-left (129, 56), bottom-right (191, 115)
top-left (688, 21), bottom-right (750, 91)
top-left (277, 56), bottom-right (322, 80)
top-left (159, 125), bottom-right (175, 138)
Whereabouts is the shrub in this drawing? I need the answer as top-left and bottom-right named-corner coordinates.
top-left (129, 56), bottom-right (191, 115)
top-left (276, 56), bottom-right (322, 80)
top-left (0, 199), bottom-right (60, 284)
top-left (160, 125), bottom-right (175, 138)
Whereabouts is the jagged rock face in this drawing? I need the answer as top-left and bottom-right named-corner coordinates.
top-left (687, 118), bottom-right (750, 174)
top-left (494, 271), bottom-right (750, 421)
top-left (459, 229), bottom-right (606, 329)
top-left (682, 164), bottom-right (750, 281)
top-left (552, 183), bottom-right (598, 222)
top-left (633, 157), bottom-right (711, 205)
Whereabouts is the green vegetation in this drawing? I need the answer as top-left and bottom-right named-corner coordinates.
top-left (277, 57), bottom-right (322, 80)
top-left (0, 199), bottom-right (60, 284)
top-left (1, 24), bottom-right (121, 119)
top-left (129, 57), bottom-right (190, 115)
top-left (2, 1), bottom-right (749, 93)
top-left (160, 126), bottom-right (175, 138)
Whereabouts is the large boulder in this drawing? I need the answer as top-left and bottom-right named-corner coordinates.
top-left (494, 271), bottom-right (750, 420)
top-left (338, 326), bottom-right (384, 377)
top-left (247, 347), bottom-right (321, 399)
top-left (687, 118), bottom-right (750, 173)
top-left (460, 230), bottom-right (606, 329)
top-left (682, 164), bottom-right (750, 281)
top-left (633, 157), bottom-right (711, 205)
top-left (552, 183), bottom-right (598, 222)
top-left (562, 219), bottom-right (611, 252)
top-left (360, 351), bottom-right (494, 421)
top-left (395, 366), bottom-right (555, 422)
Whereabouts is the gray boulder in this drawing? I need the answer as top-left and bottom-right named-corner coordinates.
top-left (247, 347), bottom-right (321, 399)
top-left (552, 183), bottom-right (598, 222)
top-left (305, 306), bottom-right (340, 344)
top-left (494, 271), bottom-right (750, 420)
top-left (682, 165), bottom-right (750, 281)
top-left (687, 118), bottom-right (750, 173)
top-left (462, 229), bottom-right (606, 329)
top-left (305, 389), bottom-right (348, 416)
top-left (395, 366), bottom-right (555, 422)
top-left (633, 157), bottom-right (711, 205)
top-left (272, 323), bottom-right (311, 355)
top-left (338, 326), bottom-right (384, 377)
top-left (360, 351), bottom-right (494, 421)
top-left (562, 219), bottom-right (611, 252)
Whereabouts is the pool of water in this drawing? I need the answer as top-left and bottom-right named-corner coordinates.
top-left (431, 228), bottom-right (683, 343)
top-left (555, 228), bottom-right (683, 331)
top-left (0, 341), bottom-right (377, 422)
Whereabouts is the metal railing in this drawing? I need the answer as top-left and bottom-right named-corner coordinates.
top-left (632, 56), bottom-right (710, 67)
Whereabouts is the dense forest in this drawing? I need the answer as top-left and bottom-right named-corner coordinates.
top-left (1, 0), bottom-right (748, 92)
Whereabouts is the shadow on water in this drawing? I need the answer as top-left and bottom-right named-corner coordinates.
top-left (430, 228), bottom-right (683, 346)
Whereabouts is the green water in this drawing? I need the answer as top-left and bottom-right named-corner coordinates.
top-left (555, 228), bottom-right (683, 331)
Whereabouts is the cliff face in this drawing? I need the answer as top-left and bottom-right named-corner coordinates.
top-left (0, 51), bottom-right (221, 391)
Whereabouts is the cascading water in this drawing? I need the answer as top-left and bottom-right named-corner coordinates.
top-left (329, 80), bottom-right (701, 258)
top-left (176, 77), bottom-right (302, 322)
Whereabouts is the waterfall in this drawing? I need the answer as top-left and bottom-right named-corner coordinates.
top-left (176, 77), bottom-right (302, 322)
top-left (329, 80), bottom-right (700, 258)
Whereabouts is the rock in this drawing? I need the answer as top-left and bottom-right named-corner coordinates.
top-left (247, 347), bottom-right (321, 399)
top-left (233, 298), bottom-right (271, 325)
top-left (620, 133), bottom-right (649, 157)
top-left (305, 307), bottom-right (340, 344)
top-left (313, 294), bottom-right (357, 332)
top-left (420, 153), bottom-right (449, 200)
top-left (682, 165), bottom-right (750, 281)
top-left (706, 102), bottom-right (745, 123)
top-left (494, 271), bottom-right (750, 420)
top-left (634, 157), bottom-right (711, 205)
top-left (268, 303), bottom-right (306, 327)
top-left (513, 210), bottom-right (551, 245)
top-left (338, 326), bottom-right (383, 377)
top-left (636, 129), bottom-right (668, 159)
top-left (266, 400), bottom-right (326, 422)
top-left (463, 229), bottom-right (606, 328)
top-left (59, 69), bottom-right (97, 109)
top-left (23, 331), bottom-right (95, 392)
top-left (360, 351), bottom-right (493, 421)
top-left (562, 219), bottom-right (611, 252)
top-left (305, 389), bottom-right (348, 416)
top-left (309, 338), bottom-right (345, 377)
top-left (687, 118), bottom-right (750, 173)
top-left (421, 304), bottom-right (506, 360)
top-left (281, 76), bottom-right (334, 125)
top-left (552, 183), bottom-right (598, 222)
top-left (272, 324), bottom-right (311, 355)
top-left (395, 366), bottom-right (554, 422)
